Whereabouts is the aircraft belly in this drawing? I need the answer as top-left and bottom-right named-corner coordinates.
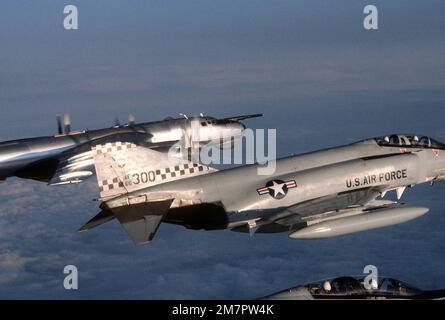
top-left (0, 155), bottom-right (50, 177)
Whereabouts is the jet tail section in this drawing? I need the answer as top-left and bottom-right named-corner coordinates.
top-left (79, 209), bottom-right (115, 231)
top-left (112, 200), bottom-right (174, 244)
top-left (80, 200), bottom-right (174, 245)
top-left (92, 141), bottom-right (215, 199)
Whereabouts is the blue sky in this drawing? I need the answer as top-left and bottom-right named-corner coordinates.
top-left (0, 1), bottom-right (444, 299)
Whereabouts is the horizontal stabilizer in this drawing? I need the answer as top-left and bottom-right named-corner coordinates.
top-left (112, 200), bottom-right (174, 245)
top-left (119, 215), bottom-right (164, 245)
top-left (79, 209), bottom-right (115, 232)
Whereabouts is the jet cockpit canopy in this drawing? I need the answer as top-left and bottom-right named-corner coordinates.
top-left (375, 134), bottom-right (445, 149)
top-left (378, 278), bottom-right (421, 296)
top-left (306, 276), bottom-right (421, 297)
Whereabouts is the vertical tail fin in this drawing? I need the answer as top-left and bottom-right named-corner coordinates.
top-left (92, 141), bottom-right (215, 199)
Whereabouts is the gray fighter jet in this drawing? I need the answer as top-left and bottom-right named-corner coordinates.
top-left (81, 134), bottom-right (445, 245)
top-left (261, 276), bottom-right (445, 300)
top-left (0, 113), bottom-right (261, 185)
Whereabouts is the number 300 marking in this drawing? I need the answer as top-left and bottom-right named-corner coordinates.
top-left (132, 171), bottom-right (156, 184)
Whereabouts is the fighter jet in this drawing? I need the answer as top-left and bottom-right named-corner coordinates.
top-left (261, 276), bottom-right (445, 300)
top-left (0, 113), bottom-right (261, 185)
top-left (81, 133), bottom-right (445, 245)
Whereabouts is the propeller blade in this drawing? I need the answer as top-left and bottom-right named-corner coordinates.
top-left (57, 115), bottom-right (63, 135)
top-left (128, 114), bottom-right (136, 125)
top-left (63, 114), bottom-right (71, 134)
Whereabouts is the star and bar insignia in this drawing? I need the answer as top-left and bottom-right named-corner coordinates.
top-left (257, 179), bottom-right (297, 199)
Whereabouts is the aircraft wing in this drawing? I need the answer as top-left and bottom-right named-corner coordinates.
top-left (233, 187), bottom-right (395, 234)
top-left (248, 186), bottom-right (427, 238)
top-left (274, 187), bottom-right (384, 224)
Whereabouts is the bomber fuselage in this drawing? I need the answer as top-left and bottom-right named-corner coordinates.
top-left (0, 116), bottom-right (245, 182)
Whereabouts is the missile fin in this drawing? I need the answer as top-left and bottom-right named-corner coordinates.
top-left (248, 221), bottom-right (258, 238)
top-left (396, 187), bottom-right (406, 200)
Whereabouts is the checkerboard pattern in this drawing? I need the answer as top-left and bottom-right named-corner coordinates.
top-left (99, 163), bottom-right (210, 192)
top-left (92, 142), bottom-right (136, 155)
top-left (98, 177), bottom-right (125, 192)
top-left (93, 141), bottom-right (211, 193)
top-left (155, 163), bottom-right (208, 181)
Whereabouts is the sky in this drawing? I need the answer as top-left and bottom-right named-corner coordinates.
top-left (0, 1), bottom-right (445, 299)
